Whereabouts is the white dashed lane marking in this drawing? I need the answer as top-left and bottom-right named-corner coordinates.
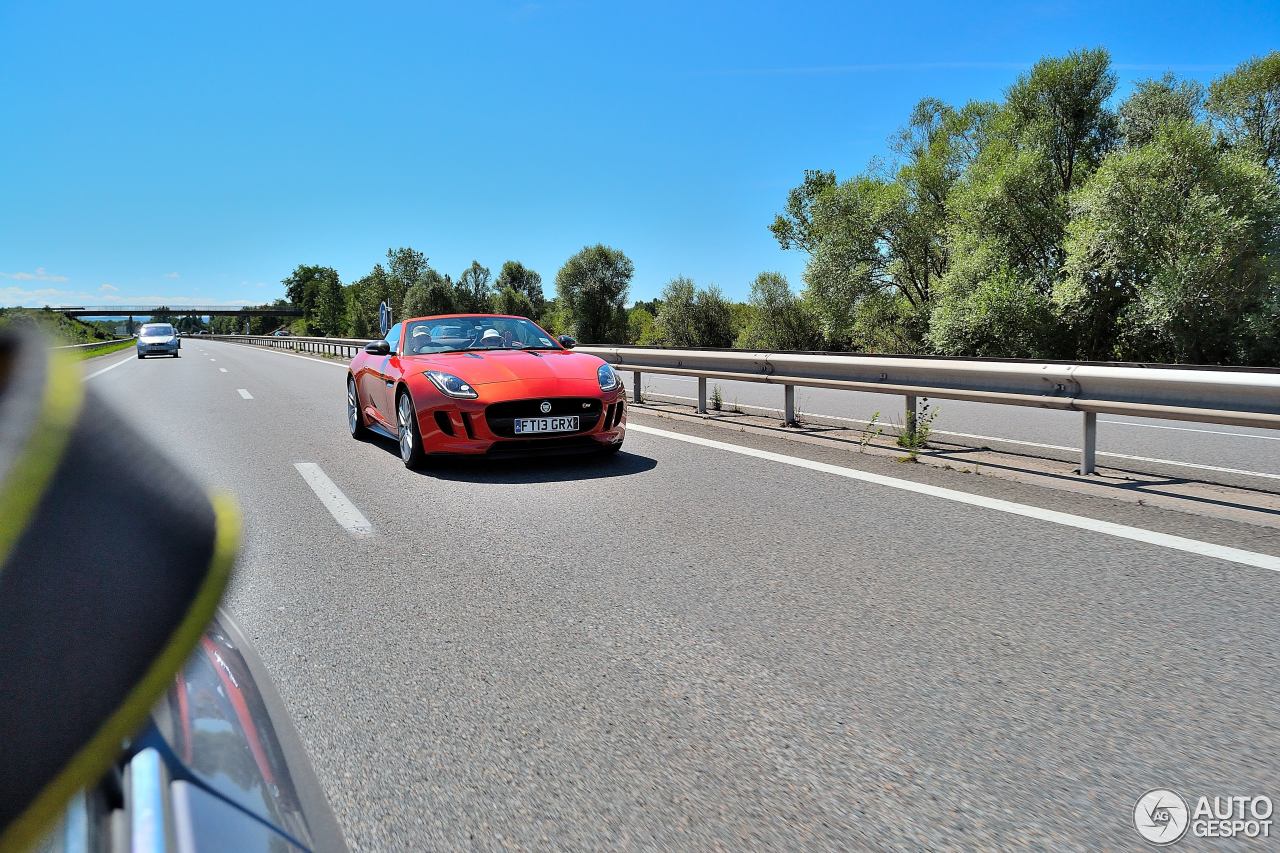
top-left (294, 463), bottom-right (372, 537)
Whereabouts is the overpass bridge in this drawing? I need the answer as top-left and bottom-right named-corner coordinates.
top-left (51, 304), bottom-right (303, 318)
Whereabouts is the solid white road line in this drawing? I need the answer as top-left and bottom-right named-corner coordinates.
top-left (237, 389), bottom-right (253, 399)
top-left (294, 463), bottom-right (372, 536)
top-left (627, 423), bottom-right (1280, 573)
top-left (209, 358), bottom-right (216, 362)
top-left (1100, 419), bottom-right (1280, 441)
top-left (645, 392), bottom-right (1280, 481)
top-left (219, 367), bottom-right (228, 373)
top-left (85, 355), bottom-right (136, 380)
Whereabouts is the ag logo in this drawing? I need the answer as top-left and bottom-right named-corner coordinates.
top-left (539, 401), bottom-right (552, 414)
top-left (1134, 789), bottom-right (1189, 845)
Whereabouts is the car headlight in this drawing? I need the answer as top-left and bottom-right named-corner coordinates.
top-left (425, 370), bottom-right (479, 399)
top-left (597, 363), bottom-right (621, 392)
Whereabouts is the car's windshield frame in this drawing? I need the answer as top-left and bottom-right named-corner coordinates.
top-left (401, 316), bottom-right (562, 355)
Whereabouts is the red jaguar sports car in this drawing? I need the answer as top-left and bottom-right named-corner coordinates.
top-left (346, 314), bottom-right (627, 468)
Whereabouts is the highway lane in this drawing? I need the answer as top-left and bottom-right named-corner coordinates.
top-left (87, 341), bottom-right (1280, 850)
top-left (639, 373), bottom-right (1280, 478)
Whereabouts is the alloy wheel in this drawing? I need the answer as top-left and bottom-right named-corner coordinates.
top-left (397, 393), bottom-right (414, 461)
top-left (347, 379), bottom-right (359, 433)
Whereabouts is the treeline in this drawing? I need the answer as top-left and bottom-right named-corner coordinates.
top-left (773, 49), bottom-right (1280, 365)
top-left (246, 239), bottom-right (826, 351)
top-left (212, 245), bottom-right (639, 342)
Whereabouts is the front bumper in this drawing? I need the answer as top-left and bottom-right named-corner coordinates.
top-left (413, 381), bottom-right (627, 456)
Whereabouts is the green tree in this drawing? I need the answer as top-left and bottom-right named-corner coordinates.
top-left (344, 283), bottom-right (372, 338)
top-left (454, 261), bottom-right (493, 313)
top-left (386, 247), bottom-right (429, 319)
top-left (281, 265), bottom-right (341, 331)
top-left (777, 99), bottom-right (988, 351)
top-left (654, 277), bottom-right (697, 345)
top-left (1059, 120), bottom-right (1280, 364)
top-left (494, 285), bottom-right (536, 318)
top-left (735, 272), bottom-right (822, 351)
top-left (349, 264), bottom-right (391, 337)
top-left (1004, 48), bottom-right (1118, 195)
top-left (494, 261), bottom-right (545, 319)
top-left (770, 169), bottom-right (837, 253)
top-left (554, 244), bottom-right (632, 343)
top-left (1208, 52), bottom-right (1280, 176)
top-left (692, 286), bottom-right (735, 347)
top-left (626, 305), bottom-right (662, 344)
top-left (654, 278), bottom-right (735, 347)
top-left (314, 274), bottom-right (345, 335)
top-left (402, 268), bottom-right (458, 317)
top-left (1119, 73), bottom-right (1203, 148)
top-left (929, 49), bottom-right (1119, 356)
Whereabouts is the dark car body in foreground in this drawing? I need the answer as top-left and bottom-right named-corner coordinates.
top-left (49, 609), bottom-right (346, 853)
top-left (346, 313), bottom-right (627, 467)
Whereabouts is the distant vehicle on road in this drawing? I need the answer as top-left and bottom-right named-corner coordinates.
top-left (272, 329), bottom-right (292, 337)
top-left (347, 314), bottom-right (626, 468)
top-left (136, 323), bottom-right (180, 358)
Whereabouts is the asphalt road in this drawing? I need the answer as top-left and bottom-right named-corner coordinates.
top-left (87, 342), bottom-right (1280, 850)
top-left (638, 373), bottom-right (1280, 478)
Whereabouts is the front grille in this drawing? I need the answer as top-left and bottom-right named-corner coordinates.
top-left (485, 398), bottom-right (602, 438)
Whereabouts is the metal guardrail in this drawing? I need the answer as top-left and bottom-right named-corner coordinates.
top-left (210, 334), bottom-right (1280, 475)
top-left (54, 338), bottom-right (131, 350)
top-left (209, 334), bottom-right (367, 358)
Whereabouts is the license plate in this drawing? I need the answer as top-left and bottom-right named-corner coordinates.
top-left (514, 416), bottom-right (579, 434)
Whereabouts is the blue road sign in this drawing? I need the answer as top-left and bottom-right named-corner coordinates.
top-left (378, 301), bottom-right (391, 336)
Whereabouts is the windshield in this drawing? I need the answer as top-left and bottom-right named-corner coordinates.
top-left (141, 324), bottom-right (174, 337)
top-left (403, 316), bottom-right (560, 355)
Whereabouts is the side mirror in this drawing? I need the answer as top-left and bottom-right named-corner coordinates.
top-left (365, 340), bottom-right (391, 355)
top-left (557, 335), bottom-right (576, 349)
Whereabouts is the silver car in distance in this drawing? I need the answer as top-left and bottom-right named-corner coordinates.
top-left (136, 322), bottom-right (181, 358)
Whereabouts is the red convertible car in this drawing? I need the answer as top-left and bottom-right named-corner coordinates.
top-left (347, 314), bottom-right (627, 468)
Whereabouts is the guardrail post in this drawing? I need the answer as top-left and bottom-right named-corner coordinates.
top-left (905, 395), bottom-right (917, 436)
top-left (697, 377), bottom-right (707, 413)
top-left (632, 371), bottom-right (642, 403)
top-left (1081, 411), bottom-right (1097, 475)
top-left (784, 385), bottom-right (796, 426)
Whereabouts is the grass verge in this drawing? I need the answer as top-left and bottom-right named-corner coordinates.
top-left (68, 339), bottom-right (136, 360)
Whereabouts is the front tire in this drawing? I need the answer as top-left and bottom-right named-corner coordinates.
top-left (347, 376), bottom-right (369, 440)
top-left (396, 389), bottom-right (427, 470)
top-left (137, 352), bottom-right (144, 359)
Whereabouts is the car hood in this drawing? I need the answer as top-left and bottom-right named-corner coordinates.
top-left (140, 335), bottom-right (175, 343)
top-left (408, 349), bottom-right (605, 385)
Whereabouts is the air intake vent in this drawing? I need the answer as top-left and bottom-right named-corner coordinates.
top-left (433, 411), bottom-right (455, 436)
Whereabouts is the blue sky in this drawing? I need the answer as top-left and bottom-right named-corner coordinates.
top-left (2, 0), bottom-right (1277, 308)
